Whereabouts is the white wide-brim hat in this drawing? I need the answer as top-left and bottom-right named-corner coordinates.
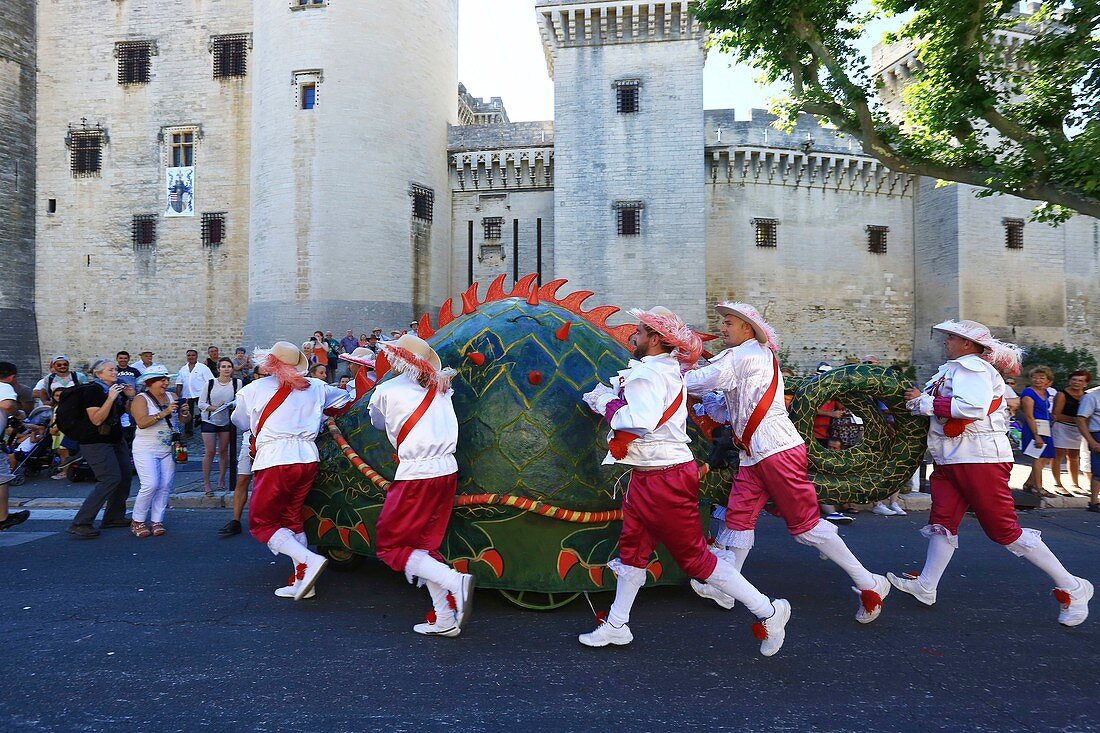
top-left (379, 334), bottom-right (456, 392)
top-left (339, 347), bottom-right (376, 369)
top-left (714, 302), bottom-right (779, 352)
top-left (136, 366), bottom-right (177, 385)
top-left (932, 319), bottom-right (1024, 374)
top-left (265, 341), bottom-right (310, 374)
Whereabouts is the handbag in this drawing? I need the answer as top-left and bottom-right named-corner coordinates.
top-left (148, 393), bottom-right (187, 463)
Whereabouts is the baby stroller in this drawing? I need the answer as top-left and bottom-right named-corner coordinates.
top-left (8, 407), bottom-right (57, 487)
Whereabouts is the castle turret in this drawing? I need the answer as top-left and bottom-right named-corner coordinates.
top-left (245, 0), bottom-right (458, 343)
top-left (0, 0), bottom-right (40, 375)
top-left (537, 0), bottom-right (707, 325)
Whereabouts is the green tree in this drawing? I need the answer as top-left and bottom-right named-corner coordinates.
top-left (695, 0), bottom-right (1099, 222)
top-left (1021, 343), bottom-right (1098, 388)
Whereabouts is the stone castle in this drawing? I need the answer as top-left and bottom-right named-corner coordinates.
top-left (1, 0), bottom-right (1096, 379)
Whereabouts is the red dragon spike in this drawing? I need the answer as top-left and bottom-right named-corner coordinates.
top-left (510, 273), bottom-right (539, 298)
top-left (558, 289), bottom-right (595, 312)
top-left (526, 286), bottom-right (540, 306)
top-left (437, 298), bottom-right (455, 328)
top-left (538, 278), bottom-right (568, 301)
top-left (485, 273), bottom-right (509, 302)
top-left (606, 324), bottom-right (636, 346)
top-left (416, 313), bottom-right (435, 339)
top-left (581, 305), bottom-right (619, 327)
top-left (461, 282), bottom-right (480, 315)
top-left (555, 321), bottom-right (572, 341)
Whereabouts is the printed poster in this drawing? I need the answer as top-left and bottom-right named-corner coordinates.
top-left (165, 166), bottom-right (195, 217)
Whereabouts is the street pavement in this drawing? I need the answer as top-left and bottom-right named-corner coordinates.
top-left (1, 502), bottom-right (1098, 732)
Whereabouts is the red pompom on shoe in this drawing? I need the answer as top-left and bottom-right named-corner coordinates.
top-left (861, 589), bottom-right (883, 613)
top-left (751, 622), bottom-right (768, 641)
top-left (446, 592), bottom-right (458, 611)
top-left (595, 610), bottom-right (607, 624)
top-left (285, 575), bottom-right (296, 588)
top-left (1053, 588), bottom-right (1072, 607)
top-left (425, 609), bottom-right (437, 624)
top-left (295, 563), bottom-right (307, 581)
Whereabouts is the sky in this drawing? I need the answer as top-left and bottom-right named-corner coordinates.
top-left (457, 0), bottom-right (778, 122)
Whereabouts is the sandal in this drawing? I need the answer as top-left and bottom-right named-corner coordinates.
top-left (130, 521), bottom-right (151, 539)
top-left (150, 522), bottom-right (166, 537)
top-left (203, 490), bottom-right (214, 498)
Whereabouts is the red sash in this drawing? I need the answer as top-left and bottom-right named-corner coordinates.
top-left (393, 388), bottom-right (436, 462)
top-left (249, 384), bottom-right (294, 461)
top-left (932, 378), bottom-right (1004, 438)
top-left (608, 388), bottom-right (684, 461)
top-left (734, 353), bottom-right (779, 456)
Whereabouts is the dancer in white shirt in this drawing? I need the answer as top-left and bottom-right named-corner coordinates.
top-left (889, 320), bottom-right (1092, 625)
top-left (578, 307), bottom-right (791, 656)
top-left (685, 302), bottom-right (890, 624)
top-left (368, 334), bottom-right (475, 638)
top-left (231, 342), bottom-right (350, 600)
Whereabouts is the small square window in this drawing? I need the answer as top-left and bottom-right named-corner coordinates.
top-left (132, 214), bottom-right (157, 249)
top-left (202, 213), bottom-right (226, 247)
top-left (1004, 218), bottom-right (1024, 249)
top-left (483, 217), bottom-right (503, 240)
top-left (68, 126), bottom-right (105, 177)
top-left (411, 185), bottom-right (434, 223)
top-left (615, 80), bottom-right (640, 114)
top-left (211, 34), bottom-right (250, 79)
top-left (752, 218), bottom-right (778, 248)
top-left (116, 41), bottom-right (153, 85)
top-left (867, 225), bottom-right (888, 254)
top-left (301, 83), bottom-right (317, 110)
top-left (614, 201), bottom-right (644, 236)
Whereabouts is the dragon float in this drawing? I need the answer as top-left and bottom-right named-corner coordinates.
top-left (304, 274), bottom-right (926, 609)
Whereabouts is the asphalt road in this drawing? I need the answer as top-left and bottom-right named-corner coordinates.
top-left (2, 507), bottom-right (1098, 732)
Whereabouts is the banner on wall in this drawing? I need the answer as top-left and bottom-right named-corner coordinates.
top-left (165, 166), bottom-right (195, 217)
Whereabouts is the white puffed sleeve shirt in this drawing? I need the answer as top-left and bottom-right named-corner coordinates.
top-left (601, 354), bottom-right (694, 467)
top-left (367, 372), bottom-right (458, 481)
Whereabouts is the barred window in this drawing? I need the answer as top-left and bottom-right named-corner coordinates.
top-left (211, 34), bottom-right (250, 79)
top-left (753, 218), bottom-right (778, 248)
top-left (68, 126), bottom-right (105, 177)
top-left (202, 213), bottom-right (226, 247)
top-left (132, 214), bottom-right (157, 249)
top-left (1004, 218), bottom-right (1024, 249)
top-left (866, 225), bottom-right (888, 254)
top-left (615, 79), bottom-right (640, 114)
top-left (614, 201), bottom-right (643, 236)
top-left (301, 83), bottom-right (317, 110)
top-left (483, 217), bottom-right (503, 240)
top-left (411, 185), bottom-right (434, 223)
top-left (116, 41), bottom-right (153, 85)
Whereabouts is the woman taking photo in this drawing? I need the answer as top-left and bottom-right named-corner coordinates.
top-left (1020, 365), bottom-right (1057, 496)
top-left (1052, 370), bottom-right (1090, 493)
top-left (130, 367), bottom-right (178, 537)
top-left (197, 357), bottom-right (241, 496)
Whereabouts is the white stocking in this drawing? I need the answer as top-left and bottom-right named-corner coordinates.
top-left (918, 533), bottom-right (956, 590)
top-left (606, 559), bottom-right (646, 627)
top-left (705, 558), bottom-right (773, 618)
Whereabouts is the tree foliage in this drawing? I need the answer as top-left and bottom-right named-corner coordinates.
top-left (694, 0), bottom-right (1100, 222)
top-left (1021, 343), bottom-right (1098, 387)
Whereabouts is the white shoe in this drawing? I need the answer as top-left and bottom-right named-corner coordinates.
top-left (690, 579), bottom-right (736, 609)
top-left (274, 569), bottom-right (316, 599)
top-left (754, 599), bottom-right (791, 657)
top-left (872, 503), bottom-right (896, 516)
top-left (887, 572), bottom-right (937, 606)
top-left (413, 620), bottom-right (461, 638)
top-left (454, 573), bottom-right (476, 629)
top-left (578, 621), bottom-right (633, 647)
top-left (294, 555), bottom-right (328, 601)
top-left (889, 502), bottom-right (907, 516)
top-left (1054, 577), bottom-right (1093, 627)
top-left (853, 574), bottom-right (890, 624)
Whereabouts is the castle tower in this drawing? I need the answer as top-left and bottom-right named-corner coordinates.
top-left (0, 0), bottom-right (40, 375)
top-left (537, 1), bottom-right (707, 325)
top-left (245, 0), bottom-right (458, 344)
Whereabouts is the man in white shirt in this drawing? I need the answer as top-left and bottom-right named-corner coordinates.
top-left (232, 342), bottom-right (350, 601)
top-left (578, 307), bottom-right (791, 656)
top-left (176, 349), bottom-right (213, 438)
top-left (0, 362), bottom-right (30, 530)
top-left (684, 302), bottom-right (890, 625)
top-left (33, 355), bottom-right (86, 406)
top-left (890, 320), bottom-right (1092, 626)
top-left (367, 334), bottom-right (474, 638)
top-left (133, 350), bottom-right (166, 376)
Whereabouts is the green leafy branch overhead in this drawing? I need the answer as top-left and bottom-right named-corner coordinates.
top-left (695, 0), bottom-right (1099, 223)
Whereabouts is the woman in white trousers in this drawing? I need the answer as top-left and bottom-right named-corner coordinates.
top-left (130, 367), bottom-right (178, 537)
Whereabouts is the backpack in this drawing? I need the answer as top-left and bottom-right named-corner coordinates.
top-left (46, 372), bottom-right (83, 396)
top-left (206, 378), bottom-right (242, 411)
top-left (53, 384), bottom-right (101, 443)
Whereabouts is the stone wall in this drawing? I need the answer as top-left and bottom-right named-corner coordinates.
top-left (0, 0), bottom-right (40, 377)
top-left (244, 0), bottom-right (458, 345)
top-left (34, 0), bottom-right (253, 372)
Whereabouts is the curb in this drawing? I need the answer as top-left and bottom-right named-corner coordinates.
top-left (12, 491), bottom-right (235, 510)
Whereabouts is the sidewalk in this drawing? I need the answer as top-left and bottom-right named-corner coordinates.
top-left (9, 436), bottom-right (1093, 510)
